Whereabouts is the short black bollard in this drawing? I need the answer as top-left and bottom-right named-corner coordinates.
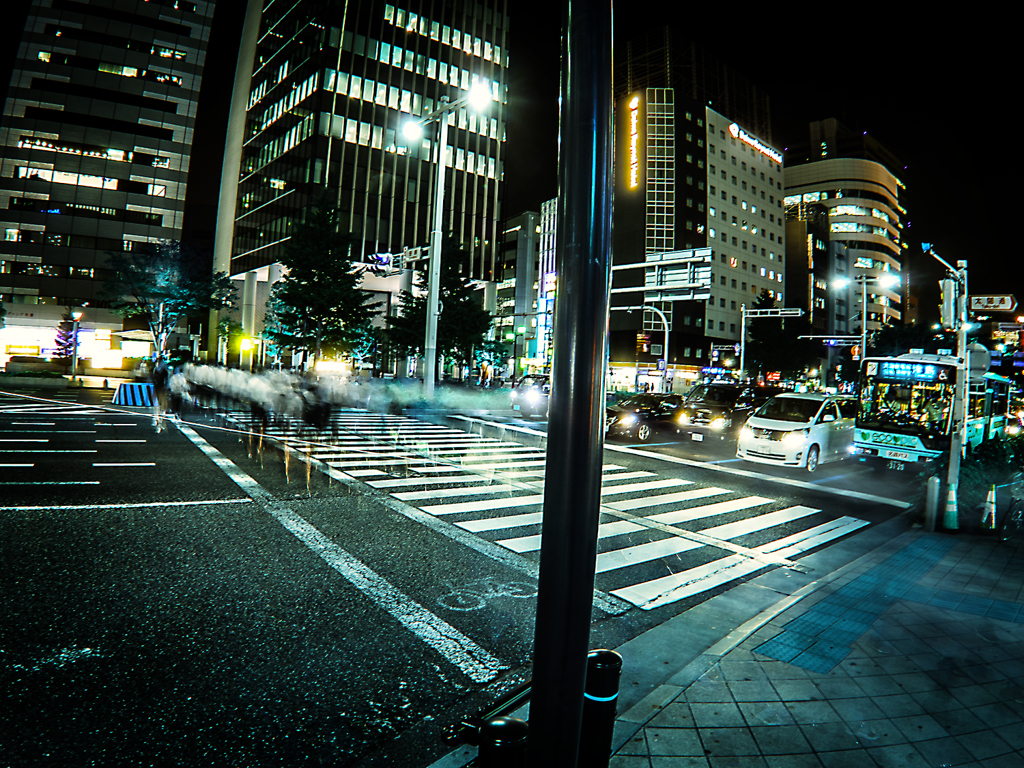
top-left (578, 649), bottom-right (623, 768)
top-left (477, 716), bottom-right (528, 768)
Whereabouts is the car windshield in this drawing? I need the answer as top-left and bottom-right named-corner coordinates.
top-left (518, 377), bottom-right (548, 389)
top-left (755, 398), bottom-right (823, 423)
top-left (618, 394), bottom-right (671, 409)
top-left (686, 385), bottom-right (740, 405)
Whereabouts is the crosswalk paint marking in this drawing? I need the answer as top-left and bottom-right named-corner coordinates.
top-left (699, 505), bottom-right (820, 540)
top-left (596, 536), bottom-right (703, 573)
top-left (759, 516), bottom-right (869, 559)
top-left (368, 475), bottom-right (492, 489)
top-left (599, 479), bottom-right (696, 498)
top-left (395, 484), bottom-right (517, 501)
top-left (612, 555), bottom-right (762, 609)
top-left (605, 486), bottom-right (726, 511)
top-left (346, 469), bottom-right (387, 477)
top-left (420, 494), bottom-right (545, 516)
top-left (647, 496), bottom-right (774, 525)
top-left (497, 519), bottom-right (644, 553)
top-left (411, 460), bottom-right (548, 473)
top-left (458, 511), bottom-right (544, 533)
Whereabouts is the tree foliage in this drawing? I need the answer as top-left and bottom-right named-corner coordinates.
top-left (102, 240), bottom-right (235, 353)
top-left (870, 322), bottom-right (956, 357)
top-left (387, 236), bottom-right (493, 375)
top-left (263, 199), bottom-right (379, 365)
top-left (54, 313), bottom-right (76, 370)
top-left (743, 290), bottom-right (821, 379)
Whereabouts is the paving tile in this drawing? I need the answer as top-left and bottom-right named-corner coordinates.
top-left (617, 730), bottom-right (652, 756)
top-left (978, 752), bottom-right (1024, 768)
top-left (954, 729), bottom-right (1014, 760)
top-left (970, 702), bottom-right (1022, 728)
top-left (705, 757), bottom-right (769, 768)
top-left (763, 756), bottom-right (824, 768)
top-left (690, 702), bottom-right (746, 729)
top-left (610, 757), bottom-right (655, 768)
top-left (890, 714), bottom-right (949, 742)
top-left (649, 758), bottom-right (711, 768)
top-left (838, 658), bottom-right (886, 678)
top-left (889, 672), bottom-right (943, 694)
top-left (785, 701), bottom-right (842, 725)
top-left (686, 681), bottom-right (734, 703)
top-left (949, 684), bottom-right (1000, 708)
top-left (850, 675), bottom-right (907, 697)
top-left (798, 721), bottom-right (862, 752)
top-left (720, 661), bottom-right (770, 681)
top-left (747, 725), bottom-right (812, 755)
top-left (769, 679), bottom-right (821, 701)
top-left (930, 708), bottom-right (987, 736)
top-left (845, 718), bottom-right (907, 747)
top-left (873, 694), bottom-right (927, 719)
top-left (738, 702), bottom-right (796, 728)
top-left (912, 736), bottom-right (976, 766)
top-left (830, 697), bottom-right (887, 722)
top-left (646, 727), bottom-right (705, 756)
top-left (864, 743), bottom-right (930, 767)
top-left (728, 680), bottom-right (781, 703)
top-left (910, 689), bottom-right (968, 713)
top-left (993, 721), bottom-right (1024, 750)
top-left (810, 678), bottom-right (864, 699)
top-left (697, 726), bottom-right (760, 758)
top-left (760, 662), bottom-right (809, 681)
top-left (873, 656), bottom-right (924, 675)
top-left (649, 703), bottom-right (698, 728)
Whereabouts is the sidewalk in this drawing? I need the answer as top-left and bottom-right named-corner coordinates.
top-left (610, 527), bottom-right (1024, 767)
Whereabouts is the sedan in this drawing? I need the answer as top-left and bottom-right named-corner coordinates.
top-left (605, 393), bottom-right (685, 442)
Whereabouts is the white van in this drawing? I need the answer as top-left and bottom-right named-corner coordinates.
top-left (736, 393), bottom-right (857, 472)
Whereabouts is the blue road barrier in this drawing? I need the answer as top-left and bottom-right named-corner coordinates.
top-left (113, 382), bottom-right (155, 406)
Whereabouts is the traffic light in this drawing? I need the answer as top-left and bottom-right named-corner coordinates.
top-left (939, 279), bottom-right (957, 330)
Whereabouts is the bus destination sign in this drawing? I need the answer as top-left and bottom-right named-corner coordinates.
top-left (874, 361), bottom-right (952, 382)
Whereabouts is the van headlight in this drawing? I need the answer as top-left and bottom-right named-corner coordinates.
top-left (619, 414), bottom-right (636, 425)
top-left (710, 417), bottom-right (728, 430)
top-left (783, 429), bottom-right (809, 446)
top-left (741, 423), bottom-right (754, 436)
top-left (526, 390), bottom-right (541, 404)
top-left (678, 412), bottom-right (691, 425)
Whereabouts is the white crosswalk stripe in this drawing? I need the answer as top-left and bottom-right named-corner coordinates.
top-left (223, 408), bottom-right (870, 611)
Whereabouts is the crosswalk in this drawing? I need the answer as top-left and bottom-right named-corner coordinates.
top-left (226, 408), bottom-right (870, 611)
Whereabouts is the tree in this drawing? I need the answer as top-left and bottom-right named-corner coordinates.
top-left (102, 240), bottom-right (235, 354)
top-left (871, 322), bottom-right (956, 357)
top-left (743, 290), bottom-right (820, 379)
top-left (263, 198), bottom-right (379, 367)
top-left (387, 235), bottom-right (493, 378)
top-left (54, 313), bottom-right (76, 372)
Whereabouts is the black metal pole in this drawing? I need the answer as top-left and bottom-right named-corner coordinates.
top-left (578, 649), bottom-right (623, 768)
top-left (478, 716), bottom-right (529, 768)
top-left (525, 0), bottom-right (613, 763)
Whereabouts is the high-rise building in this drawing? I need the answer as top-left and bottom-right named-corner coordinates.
top-left (497, 209), bottom-right (538, 378)
top-left (784, 119), bottom-right (907, 337)
top-left (611, 36), bottom-right (784, 391)
top-left (0, 0), bottom-right (217, 366)
top-left (219, 0), bottom-right (508, 347)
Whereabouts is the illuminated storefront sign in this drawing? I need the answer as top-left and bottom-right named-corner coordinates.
top-left (629, 96), bottom-right (640, 188)
top-left (728, 122), bottom-right (782, 164)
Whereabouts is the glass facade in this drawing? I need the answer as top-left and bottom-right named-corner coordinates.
top-left (232, 0), bottom-right (508, 282)
top-left (0, 0), bottom-right (215, 307)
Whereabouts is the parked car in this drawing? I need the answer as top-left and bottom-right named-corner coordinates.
top-left (676, 383), bottom-right (785, 443)
top-left (510, 375), bottom-right (550, 417)
top-left (605, 392), bottom-right (686, 442)
top-left (736, 393), bottom-right (858, 472)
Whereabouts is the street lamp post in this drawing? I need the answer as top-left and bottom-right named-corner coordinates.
top-left (70, 308), bottom-right (84, 380)
top-left (832, 272), bottom-right (901, 361)
top-left (403, 83), bottom-right (491, 399)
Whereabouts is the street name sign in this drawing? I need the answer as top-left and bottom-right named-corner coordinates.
top-left (970, 295), bottom-right (1017, 312)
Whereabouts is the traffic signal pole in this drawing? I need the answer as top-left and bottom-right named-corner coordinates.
top-left (526, 0), bottom-right (613, 763)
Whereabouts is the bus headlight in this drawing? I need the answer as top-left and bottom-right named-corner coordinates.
top-left (783, 429), bottom-right (809, 446)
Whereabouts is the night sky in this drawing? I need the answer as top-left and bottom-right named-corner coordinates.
top-left (2, 2), bottom-right (1017, 326)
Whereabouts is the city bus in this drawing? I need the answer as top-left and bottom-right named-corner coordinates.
top-left (853, 353), bottom-right (1013, 471)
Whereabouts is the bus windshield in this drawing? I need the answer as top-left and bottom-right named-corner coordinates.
top-left (857, 376), bottom-right (954, 438)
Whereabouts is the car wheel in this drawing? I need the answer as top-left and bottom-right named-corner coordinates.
top-left (637, 424), bottom-right (651, 442)
top-left (805, 445), bottom-right (820, 472)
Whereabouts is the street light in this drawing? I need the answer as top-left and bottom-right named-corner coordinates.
top-left (70, 308), bottom-right (84, 380)
top-left (832, 272), bottom-right (901, 359)
top-left (403, 81), bottom-right (492, 399)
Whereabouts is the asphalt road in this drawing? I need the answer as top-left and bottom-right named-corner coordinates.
top-left (0, 387), bottom-right (918, 766)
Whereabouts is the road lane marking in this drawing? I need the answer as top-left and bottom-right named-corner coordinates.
top-left (0, 481), bottom-right (100, 485)
top-left (0, 463), bottom-right (34, 467)
top-left (0, 449), bottom-right (97, 453)
top-left (699, 505), bottom-right (821, 540)
top-left (0, 499), bottom-right (254, 511)
top-left (596, 537), bottom-right (703, 573)
top-left (11, 422), bottom-right (55, 426)
top-left (92, 462), bottom-right (156, 467)
top-left (95, 439), bottom-right (147, 443)
top-left (176, 422), bottom-right (507, 684)
top-left (395, 484), bottom-right (517, 501)
top-left (647, 496), bottom-right (774, 525)
top-left (0, 439), bottom-right (48, 442)
top-left (420, 494), bottom-right (545, 516)
top-left (0, 430), bottom-right (95, 434)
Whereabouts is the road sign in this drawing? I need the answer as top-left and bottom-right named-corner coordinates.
top-left (970, 295), bottom-right (1017, 312)
top-left (999, 323), bottom-right (1023, 331)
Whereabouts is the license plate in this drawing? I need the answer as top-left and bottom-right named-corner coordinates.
top-left (885, 450), bottom-right (910, 460)
top-left (513, 404), bottom-right (520, 410)
top-left (691, 433), bottom-right (703, 442)
top-left (887, 460), bottom-right (906, 471)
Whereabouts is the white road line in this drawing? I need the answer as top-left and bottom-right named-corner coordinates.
top-left (92, 462), bottom-right (156, 467)
top-left (415, 460), bottom-right (549, 473)
top-left (599, 479), bottom-right (694, 497)
top-left (368, 476), bottom-right (490, 489)
top-left (176, 422), bottom-right (506, 684)
top-left (498, 519), bottom-right (644, 553)
top-left (420, 494), bottom-right (545, 516)
top-left (11, 422), bottom-right (55, 425)
top-left (0, 481), bottom-right (100, 485)
top-left (648, 496), bottom-right (774, 525)
top-left (699, 505), bottom-right (821, 540)
top-left (0, 430), bottom-right (95, 434)
top-left (95, 439), bottom-right (147, 443)
top-left (596, 537), bottom-right (703, 573)
top-left (605, 486), bottom-right (727, 511)
top-left (395, 484), bottom-right (517, 502)
top-left (0, 439), bottom-right (48, 442)
top-left (759, 516), bottom-right (870, 558)
top-left (94, 423), bottom-right (137, 426)
top-left (0, 449), bottom-right (97, 453)
top-left (346, 469), bottom-right (387, 477)
top-left (0, 499), bottom-right (254, 511)
top-left (0, 463), bottom-right (34, 467)
top-left (457, 511), bottom-right (544, 532)
top-left (612, 555), bottom-right (763, 609)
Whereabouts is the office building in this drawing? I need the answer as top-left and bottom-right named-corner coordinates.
top-left (497, 209), bottom-right (539, 377)
top-left (219, 0), bottom-right (508, 352)
top-left (611, 36), bottom-right (785, 391)
top-left (0, 0), bottom-right (217, 367)
top-left (784, 119), bottom-right (907, 337)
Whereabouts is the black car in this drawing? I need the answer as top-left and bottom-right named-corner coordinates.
top-left (676, 383), bottom-right (785, 442)
top-left (605, 393), bottom-right (685, 442)
top-left (510, 375), bottom-right (550, 417)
